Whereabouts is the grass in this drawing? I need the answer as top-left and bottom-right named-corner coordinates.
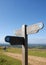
top-left (0, 53), bottom-right (22, 65)
top-left (6, 47), bottom-right (22, 54)
top-left (28, 48), bottom-right (46, 57)
top-left (5, 47), bottom-right (46, 57)
top-left (0, 47), bottom-right (46, 65)
top-left (0, 48), bottom-right (30, 65)
top-left (0, 47), bottom-right (22, 65)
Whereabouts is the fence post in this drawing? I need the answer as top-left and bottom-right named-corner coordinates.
top-left (22, 25), bottom-right (28, 65)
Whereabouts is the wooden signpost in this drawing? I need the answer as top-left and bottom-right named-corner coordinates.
top-left (5, 22), bottom-right (44, 65)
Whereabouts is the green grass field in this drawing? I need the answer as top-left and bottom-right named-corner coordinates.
top-left (0, 47), bottom-right (22, 65)
top-left (0, 47), bottom-right (46, 65)
top-left (28, 49), bottom-right (46, 57)
top-left (0, 47), bottom-right (30, 65)
top-left (0, 52), bottom-right (22, 65)
top-left (5, 47), bottom-right (46, 57)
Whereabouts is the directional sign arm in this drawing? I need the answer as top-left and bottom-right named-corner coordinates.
top-left (5, 36), bottom-right (24, 45)
top-left (27, 22), bottom-right (44, 34)
top-left (15, 22), bottom-right (44, 36)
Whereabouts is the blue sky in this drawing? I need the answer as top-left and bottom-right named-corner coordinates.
top-left (0, 0), bottom-right (46, 44)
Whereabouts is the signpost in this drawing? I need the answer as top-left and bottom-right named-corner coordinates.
top-left (5, 22), bottom-right (44, 65)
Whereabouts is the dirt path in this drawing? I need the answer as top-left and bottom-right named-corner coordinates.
top-left (4, 52), bottom-right (46, 65)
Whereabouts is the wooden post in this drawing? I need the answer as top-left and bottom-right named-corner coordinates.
top-left (22, 25), bottom-right (28, 65)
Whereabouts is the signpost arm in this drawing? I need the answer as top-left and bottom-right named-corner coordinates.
top-left (22, 25), bottom-right (28, 65)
